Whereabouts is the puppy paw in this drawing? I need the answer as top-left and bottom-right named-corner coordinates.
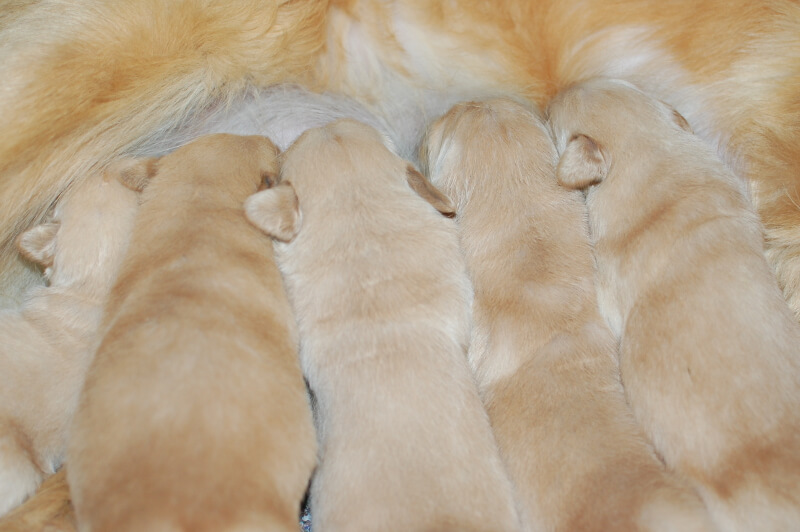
top-left (0, 434), bottom-right (44, 517)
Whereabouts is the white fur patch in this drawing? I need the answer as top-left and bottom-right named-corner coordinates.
top-left (0, 437), bottom-right (42, 516)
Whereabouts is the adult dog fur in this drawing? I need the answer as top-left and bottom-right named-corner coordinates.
top-left (549, 77), bottom-right (800, 532)
top-left (1, 1), bottom-right (800, 318)
top-left (0, 166), bottom-right (139, 516)
top-left (421, 98), bottom-right (716, 532)
top-left (67, 134), bottom-right (316, 532)
top-left (245, 119), bottom-right (521, 532)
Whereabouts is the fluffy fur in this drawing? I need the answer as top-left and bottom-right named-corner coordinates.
top-left (169, 84), bottom-right (397, 155)
top-left (4, 0), bottom-right (800, 525)
top-left (3, 1), bottom-right (800, 317)
top-left (0, 165), bottom-right (140, 516)
top-left (67, 134), bottom-right (316, 532)
top-left (245, 119), bottom-right (521, 532)
top-left (548, 77), bottom-right (800, 532)
top-left (0, 468), bottom-right (75, 531)
top-left (421, 98), bottom-right (716, 532)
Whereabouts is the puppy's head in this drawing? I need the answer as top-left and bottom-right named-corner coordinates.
top-left (421, 98), bottom-right (557, 204)
top-left (547, 77), bottom-right (692, 190)
top-left (17, 160), bottom-right (146, 289)
top-left (149, 134), bottom-right (280, 199)
top-left (245, 119), bottom-right (454, 241)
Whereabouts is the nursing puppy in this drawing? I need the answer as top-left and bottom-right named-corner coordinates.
top-left (0, 166), bottom-right (139, 517)
top-left (549, 77), bottom-right (800, 532)
top-left (421, 99), bottom-right (715, 532)
top-left (245, 119), bottom-right (521, 532)
top-left (67, 134), bottom-right (316, 532)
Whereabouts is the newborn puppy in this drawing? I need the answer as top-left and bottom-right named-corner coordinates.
top-left (67, 134), bottom-right (316, 532)
top-left (421, 99), bottom-right (716, 532)
top-left (549, 77), bottom-right (800, 532)
top-left (0, 166), bottom-right (140, 517)
top-left (245, 119), bottom-right (521, 532)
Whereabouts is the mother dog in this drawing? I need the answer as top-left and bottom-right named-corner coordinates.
top-left (1, 0), bottom-right (799, 315)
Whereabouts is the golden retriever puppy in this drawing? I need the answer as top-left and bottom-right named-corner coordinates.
top-left (548, 77), bottom-right (800, 532)
top-left (0, 166), bottom-right (140, 517)
top-left (67, 134), bottom-right (316, 532)
top-left (420, 98), bottom-right (716, 532)
top-left (245, 119), bottom-right (521, 532)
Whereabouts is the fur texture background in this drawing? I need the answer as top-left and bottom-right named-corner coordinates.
top-left (2, 0), bottom-right (800, 312)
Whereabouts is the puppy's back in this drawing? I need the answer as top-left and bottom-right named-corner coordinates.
top-left (422, 98), bottom-right (717, 532)
top-left (256, 120), bottom-right (520, 532)
top-left (69, 134), bottom-right (316, 532)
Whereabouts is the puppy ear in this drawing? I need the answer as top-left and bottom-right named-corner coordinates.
top-left (406, 165), bottom-right (455, 217)
top-left (556, 135), bottom-right (608, 190)
top-left (671, 109), bottom-right (693, 133)
top-left (108, 157), bottom-right (159, 191)
top-left (258, 169), bottom-right (278, 191)
top-left (244, 182), bottom-right (301, 242)
top-left (16, 223), bottom-right (60, 266)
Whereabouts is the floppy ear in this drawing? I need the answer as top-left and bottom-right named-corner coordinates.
top-left (16, 223), bottom-right (60, 266)
top-left (556, 135), bottom-right (608, 190)
top-left (109, 157), bottom-right (159, 191)
top-left (406, 165), bottom-right (455, 217)
top-left (244, 182), bottom-right (301, 242)
top-left (671, 109), bottom-right (693, 133)
top-left (258, 168), bottom-right (278, 191)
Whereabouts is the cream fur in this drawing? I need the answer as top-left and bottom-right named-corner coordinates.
top-left (2, 2), bottom-right (800, 315)
top-left (176, 84), bottom-right (397, 155)
top-left (0, 468), bottom-right (75, 531)
top-left (421, 98), bottom-right (716, 532)
top-left (3, 0), bottom-right (800, 525)
top-left (245, 119), bottom-right (521, 532)
top-left (67, 134), bottom-right (316, 532)
top-left (548, 77), bottom-right (800, 532)
top-left (0, 166), bottom-right (140, 517)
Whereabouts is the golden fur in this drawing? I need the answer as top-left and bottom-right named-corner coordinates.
top-left (0, 165), bottom-right (139, 517)
top-left (421, 98), bottom-right (716, 532)
top-left (245, 119), bottom-right (521, 532)
top-left (2, 1), bottom-right (800, 316)
top-left (67, 134), bottom-right (316, 532)
top-left (548, 77), bottom-right (800, 532)
top-left (2, 1), bottom-right (800, 528)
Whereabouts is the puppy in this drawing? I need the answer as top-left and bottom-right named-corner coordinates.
top-left (549, 77), bottom-right (800, 532)
top-left (421, 99), bottom-right (716, 532)
top-left (245, 119), bottom-right (521, 532)
top-left (67, 134), bottom-right (316, 532)
top-left (0, 166), bottom-right (140, 517)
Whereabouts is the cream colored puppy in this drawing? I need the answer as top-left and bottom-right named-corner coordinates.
top-left (0, 166), bottom-right (140, 517)
top-left (67, 134), bottom-right (316, 532)
top-left (549, 77), bottom-right (800, 532)
top-left (421, 99), bottom-right (716, 532)
top-left (245, 119), bottom-right (521, 532)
